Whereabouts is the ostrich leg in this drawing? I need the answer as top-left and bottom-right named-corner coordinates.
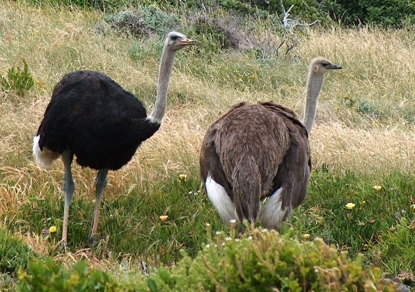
top-left (61, 151), bottom-right (75, 250)
top-left (88, 168), bottom-right (109, 244)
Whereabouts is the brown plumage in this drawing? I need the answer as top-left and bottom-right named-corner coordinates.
top-left (200, 57), bottom-right (341, 230)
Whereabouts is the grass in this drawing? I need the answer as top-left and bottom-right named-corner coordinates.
top-left (287, 171), bottom-right (415, 271)
top-left (1, 0), bottom-right (415, 290)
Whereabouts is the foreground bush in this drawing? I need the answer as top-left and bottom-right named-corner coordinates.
top-left (16, 227), bottom-right (400, 291)
top-left (17, 258), bottom-right (124, 292)
top-left (140, 227), bottom-right (399, 291)
top-left (0, 228), bottom-right (36, 276)
top-left (0, 228), bottom-right (37, 291)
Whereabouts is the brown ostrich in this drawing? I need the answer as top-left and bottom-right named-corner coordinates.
top-left (199, 57), bottom-right (341, 230)
top-left (33, 32), bottom-right (194, 248)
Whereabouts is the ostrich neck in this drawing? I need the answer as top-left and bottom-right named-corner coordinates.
top-left (148, 48), bottom-right (176, 124)
top-left (302, 72), bottom-right (324, 134)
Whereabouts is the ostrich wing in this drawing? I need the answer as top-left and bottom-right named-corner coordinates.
top-left (200, 126), bottom-right (234, 200)
top-left (260, 102), bottom-right (311, 209)
top-left (202, 102), bottom-right (298, 221)
top-left (37, 71), bottom-right (159, 170)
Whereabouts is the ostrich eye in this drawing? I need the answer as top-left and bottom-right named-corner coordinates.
top-left (170, 35), bottom-right (179, 41)
top-left (321, 62), bottom-right (329, 67)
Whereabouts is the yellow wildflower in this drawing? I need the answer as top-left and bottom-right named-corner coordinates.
top-left (345, 203), bottom-right (356, 210)
top-left (160, 215), bottom-right (168, 222)
top-left (373, 185), bottom-right (382, 191)
top-left (302, 234), bottom-right (311, 239)
top-left (179, 174), bottom-right (187, 181)
top-left (49, 226), bottom-right (57, 233)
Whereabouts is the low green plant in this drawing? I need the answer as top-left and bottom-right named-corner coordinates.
top-left (17, 257), bottom-right (122, 292)
top-left (0, 228), bottom-right (37, 276)
top-left (1, 59), bottom-right (34, 97)
top-left (322, 0), bottom-right (415, 27)
top-left (190, 17), bottom-right (232, 54)
top-left (14, 228), bottom-right (400, 291)
top-left (0, 273), bottom-right (16, 292)
top-left (137, 227), bottom-right (397, 291)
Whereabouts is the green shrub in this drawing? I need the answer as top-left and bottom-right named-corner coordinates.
top-left (104, 5), bottom-right (180, 38)
top-left (17, 258), bottom-right (122, 292)
top-left (191, 16), bottom-right (233, 53)
top-left (0, 273), bottom-right (16, 292)
top-left (0, 228), bottom-right (36, 276)
top-left (269, 0), bottom-right (325, 22)
top-left (13, 227), bottom-right (401, 291)
top-left (139, 228), bottom-right (398, 291)
top-left (232, 0), bottom-right (415, 27)
top-left (21, 0), bottom-right (415, 27)
top-left (1, 59), bottom-right (34, 97)
top-left (322, 0), bottom-right (415, 27)
top-left (219, 0), bottom-right (259, 15)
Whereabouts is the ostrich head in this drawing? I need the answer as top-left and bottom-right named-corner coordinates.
top-left (310, 57), bottom-right (342, 75)
top-left (165, 31), bottom-right (194, 51)
top-left (303, 56), bottom-right (342, 134)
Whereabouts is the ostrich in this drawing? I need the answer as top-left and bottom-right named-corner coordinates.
top-left (33, 31), bottom-right (194, 248)
top-left (199, 57), bottom-right (341, 230)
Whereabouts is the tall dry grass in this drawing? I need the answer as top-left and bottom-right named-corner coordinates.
top-left (1, 3), bottom-right (414, 183)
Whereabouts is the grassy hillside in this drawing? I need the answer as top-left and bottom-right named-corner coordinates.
top-left (1, 1), bottom-right (415, 290)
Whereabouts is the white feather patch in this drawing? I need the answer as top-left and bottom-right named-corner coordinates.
top-left (205, 174), bottom-right (237, 225)
top-left (258, 187), bottom-right (291, 231)
top-left (146, 115), bottom-right (162, 125)
top-left (32, 135), bottom-right (60, 169)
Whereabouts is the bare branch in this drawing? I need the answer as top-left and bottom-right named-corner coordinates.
top-left (282, 5), bottom-right (294, 28)
top-left (278, 0), bottom-right (285, 15)
top-left (295, 20), bottom-right (320, 27)
top-left (278, 2), bottom-right (320, 30)
top-left (275, 40), bottom-right (285, 56)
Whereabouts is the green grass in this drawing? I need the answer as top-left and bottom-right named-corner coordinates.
top-left (3, 173), bottom-right (226, 262)
top-left (284, 170), bottom-right (415, 273)
top-left (4, 168), bottom-right (415, 278)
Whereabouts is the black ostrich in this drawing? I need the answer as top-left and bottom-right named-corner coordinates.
top-left (33, 31), bottom-right (194, 248)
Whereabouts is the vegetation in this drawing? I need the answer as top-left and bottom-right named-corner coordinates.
top-left (17, 258), bottom-right (121, 292)
top-left (0, 228), bottom-right (37, 275)
top-left (1, 59), bottom-right (35, 98)
top-left (18, 0), bottom-right (415, 27)
top-left (1, 0), bottom-right (415, 290)
top-left (15, 229), bottom-right (400, 291)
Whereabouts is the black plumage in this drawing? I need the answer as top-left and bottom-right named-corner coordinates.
top-left (33, 32), bottom-right (194, 248)
top-left (36, 71), bottom-right (159, 170)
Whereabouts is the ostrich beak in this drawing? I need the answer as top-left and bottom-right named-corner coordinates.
top-left (179, 38), bottom-right (195, 46)
top-left (330, 64), bottom-right (342, 70)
